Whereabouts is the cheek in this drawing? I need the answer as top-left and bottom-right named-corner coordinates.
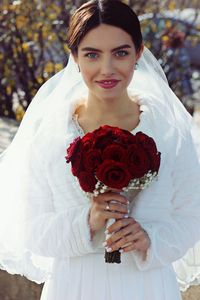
top-left (80, 65), bottom-right (97, 84)
top-left (121, 64), bottom-right (134, 82)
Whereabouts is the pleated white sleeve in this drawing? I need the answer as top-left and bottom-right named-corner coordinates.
top-left (131, 131), bottom-right (200, 270)
top-left (24, 144), bottom-right (98, 259)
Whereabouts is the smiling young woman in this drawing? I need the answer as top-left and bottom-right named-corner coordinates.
top-left (0, 1), bottom-right (200, 300)
top-left (72, 24), bottom-right (143, 133)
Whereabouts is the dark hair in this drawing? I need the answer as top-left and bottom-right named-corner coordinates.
top-left (67, 0), bottom-right (143, 55)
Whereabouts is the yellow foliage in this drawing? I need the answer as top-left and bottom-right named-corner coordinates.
top-left (42, 27), bottom-right (50, 38)
top-left (9, 4), bottom-right (19, 11)
top-left (34, 22), bottom-right (43, 30)
top-left (6, 86), bottom-right (12, 95)
top-left (37, 77), bottom-right (44, 84)
top-left (151, 23), bottom-right (157, 33)
top-left (168, 1), bottom-right (176, 11)
top-left (48, 33), bottom-right (57, 41)
top-left (4, 65), bottom-right (11, 77)
top-left (55, 63), bottom-right (63, 72)
top-left (33, 33), bottom-right (39, 42)
top-left (162, 36), bottom-right (169, 42)
top-left (16, 15), bottom-right (28, 29)
top-left (44, 62), bottom-right (54, 73)
top-left (0, 53), bottom-right (3, 60)
top-left (22, 42), bottom-right (29, 51)
top-left (27, 53), bottom-right (33, 67)
top-left (15, 105), bottom-right (25, 122)
top-left (51, 4), bottom-right (61, 14)
top-left (166, 20), bottom-right (172, 29)
top-left (13, 48), bottom-right (18, 58)
top-left (15, 38), bottom-right (21, 45)
top-left (64, 44), bottom-right (70, 54)
top-left (49, 13), bottom-right (57, 20)
top-left (145, 42), bottom-right (152, 49)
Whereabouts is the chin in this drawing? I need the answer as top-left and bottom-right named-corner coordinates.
top-left (94, 86), bottom-right (126, 100)
top-left (97, 91), bottom-right (121, 101)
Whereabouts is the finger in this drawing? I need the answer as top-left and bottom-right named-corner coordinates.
top-left (104, 211), bottom-right (128, 221)
top-left (118, 230), bottom-right (144, 249)
top-left (105, 224), bottom-right (132, 246)
top-left (121, 234), bottom-right (150, 253)
top-left (106, 222), bottom-right (135, 246)
top-left (105, 224), bottom-right (145, 250)
top-left (101, 202), bottom-right (128, 214)
top-left (106, 233), bottom-right (134, 252)
top-left (129, 230), bottom-right (144, 242)
top-left (107, 218), bottom-right (137, 234)
top-left (94, 192), bottom-right (128, 205)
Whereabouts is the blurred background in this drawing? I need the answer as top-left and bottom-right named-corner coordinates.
top-left (0, 0), bottom-right (200, 299)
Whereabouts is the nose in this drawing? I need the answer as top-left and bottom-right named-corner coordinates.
top-left (100, 57), bottom-right (115, 77)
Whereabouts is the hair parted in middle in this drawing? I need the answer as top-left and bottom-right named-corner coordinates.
top-left (67, 0), bottom-right (143, 55)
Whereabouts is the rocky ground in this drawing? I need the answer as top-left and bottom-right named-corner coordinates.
top-left (0, 112), bottom-right (200, 299)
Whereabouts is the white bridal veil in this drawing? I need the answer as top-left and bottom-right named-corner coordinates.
top-left (0, 46), bottom-right (199, 289)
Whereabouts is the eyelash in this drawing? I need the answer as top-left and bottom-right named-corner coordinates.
top-left (116, 50), bottom-right (129, 57)
top-left (84, 50), bottom-right (129, 59)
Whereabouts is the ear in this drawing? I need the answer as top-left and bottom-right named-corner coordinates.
top-left (136, 44), bottom-right (144, 61)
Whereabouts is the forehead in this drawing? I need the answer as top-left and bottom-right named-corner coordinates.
top-left (78, 24), bottom-right (134, 50)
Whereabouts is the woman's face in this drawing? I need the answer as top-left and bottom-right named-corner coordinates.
top-left (73, 24), bottom-right (143, 100)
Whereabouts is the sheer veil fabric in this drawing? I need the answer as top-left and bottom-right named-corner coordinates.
top-left (0, 47), bottom-right (199, 289)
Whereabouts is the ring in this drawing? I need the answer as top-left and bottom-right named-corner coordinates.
top-left (106, 203), bottom-right (110, 211)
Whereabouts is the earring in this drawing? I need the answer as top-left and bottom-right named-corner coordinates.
top-left (134, 62), bottom-right (138, 70)
top-left (78, 65), bottom-right (80, 73)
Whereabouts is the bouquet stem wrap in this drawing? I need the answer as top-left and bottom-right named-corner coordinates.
top-left (105, 218), bottom-right (121, 263)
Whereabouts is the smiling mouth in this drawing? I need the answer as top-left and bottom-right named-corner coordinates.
top-left (96, 80), bottom-right (120, 89)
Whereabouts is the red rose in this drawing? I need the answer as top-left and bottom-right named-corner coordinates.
top-left (66, 126), bottom-right (161, 194)
top-left (135, 132), bottom-right (160, 173)
top-left (96, 160), bottom-right (132, 189)
top-left (71, 152), bottom-right (83, 176)
top-left (102, 144), bottom-right (127, 163)
top-left (78, 171), bottom-right (97, 192)
top-left (150, 151), bottom-right (161, 172)
top-left (83, 149), bottom-right (102, 171)
top-left (65, 137), bottom-right (81, 163)
top-left (136, 132), bottom-right (157, 154)
top-left (81, 132), bottom-right (95, 152)
top-left (93, 126), bottom-right (119, 150)
top-left (127, 144), bottom-right (150, 178)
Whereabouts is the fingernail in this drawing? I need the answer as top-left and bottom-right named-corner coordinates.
top-left (127, 209), bottom-right (130, 214)
top-left (106, 247), bottom-right (112, 252)
top-left (102, 241), bottom-right (107, 247)
top-left (124, 214), bottom-right (129, 218)
top-left (119, 249), bottom-right (124, 253)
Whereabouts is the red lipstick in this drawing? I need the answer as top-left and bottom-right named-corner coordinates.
top-left (96, 80), bottom-right (120, 89)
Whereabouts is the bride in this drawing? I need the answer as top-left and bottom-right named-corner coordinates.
top-left (0, 1), bottom-right (200, 299)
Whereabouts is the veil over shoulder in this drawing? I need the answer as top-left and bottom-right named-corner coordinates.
top-left (0, 47), bottom-right (200, 289)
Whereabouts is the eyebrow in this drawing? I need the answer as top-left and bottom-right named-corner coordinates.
top-left (80, 44), bottom-right (132, 52)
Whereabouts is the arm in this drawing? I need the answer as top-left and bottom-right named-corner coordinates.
top-left (132, 131), bottom-right (200, 270)
top-left (24, 145), bottom-right (99, 259)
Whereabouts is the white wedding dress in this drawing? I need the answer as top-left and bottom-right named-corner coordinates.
top-left (22, 95), bottom-right (200, 300)
top-left (1, 43), bottom-right (200, 299)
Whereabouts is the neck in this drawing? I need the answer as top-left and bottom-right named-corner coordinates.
top-left (83, 91), bottom-right (134, 120)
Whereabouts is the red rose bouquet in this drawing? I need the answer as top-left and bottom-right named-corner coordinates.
top-left (65, 125), bottom-right (161, 263)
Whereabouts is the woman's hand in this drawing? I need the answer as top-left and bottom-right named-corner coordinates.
top-left (104, 217), bottom-right (150, 259)
top-left (89, 191), bottom-right (129, 232)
